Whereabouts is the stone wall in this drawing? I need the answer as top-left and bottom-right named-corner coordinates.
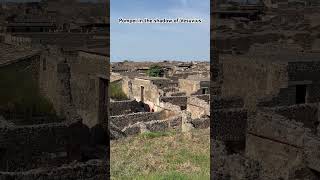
top-left (110, 99), bottom-right (139, 116)
top-left (247, 111), bottom-right (309, 179)
top-left (307, 84), bottom-right (320, 103)
top-left (110, 112), bottom-right (163, 130)
top-left (266, 104), bottom-right (319, 134)
top-left (288, 61), bottom-right (320, 81)
top-left (40, 46), bottom-right (109, 127)
top-left (3, 34), bottom-right (32, 47)
top-left (211, 96), bottom-right (244, 109)
top-left (39, 47), bottom-right (67, 118)
top-left (160, 96), bottom-right (187, 107)
top-left (187, 96), bottom-right (210, 119)
top-left (122, 77), bottom-right (163, 111)
top-left (0, 120), bottom-right (89, 171)
top-left (257, 86), bottom-right (297, 107)
top-left (0, 159), bottom-right (107, 180)
top-left (178, 79), bottom-right (199, 96)
top-left (211, 140), bottom-right (263, 180)
top-left (191, 118), bottom-right (210, 129)
top-left (192, 94), bottom-right (210, 103)
top-left (69, 51), bottom-right (109, 128)
top-left (158, 102), bottom-right (182, 119)
top-left (220, 56), bottom-right (289, 110)
top-left (216, 31), bottom-right (315, 54)
top-left (212, 108), bottom-right (247, 142)
top-left (122, 115), bottom-right (183, 136)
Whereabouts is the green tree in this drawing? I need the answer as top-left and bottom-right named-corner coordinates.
top-left (146, 65), bottom-right (164, 77)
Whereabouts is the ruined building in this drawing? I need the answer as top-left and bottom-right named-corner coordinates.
top-left (211, 1), bottom-right (320, 179)
top-left (0, 1), bottom-right (110, 179)
top-left (109, 61), bottom-right (210, 139)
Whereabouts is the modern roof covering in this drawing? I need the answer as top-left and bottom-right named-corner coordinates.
top-left (0, 43), bottom-right (40, 67)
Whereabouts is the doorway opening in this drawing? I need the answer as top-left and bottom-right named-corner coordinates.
top-left (296, 85), bottom-right (306, 104)
top-left (98, 78), bottom-right (108, 124)
top-left (140, 86), bottom-right (144, 102)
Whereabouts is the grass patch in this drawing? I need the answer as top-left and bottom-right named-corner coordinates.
top-left (111, 129), bottom-right (210, 180)
top-left (110, 81), bottom-right (128, 101)
top-left (0, 61), bottom-right (57, 119)
top-left (139, 131), bottom-right (175, 139)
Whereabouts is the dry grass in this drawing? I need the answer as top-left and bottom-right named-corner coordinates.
top-left (110, 129), bottom-right (210, 180)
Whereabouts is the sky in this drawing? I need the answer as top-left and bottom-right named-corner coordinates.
top-left (110, 0), bottom-right (210, 62)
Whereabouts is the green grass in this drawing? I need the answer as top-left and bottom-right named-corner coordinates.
top-left (110, 82), bottom-right (128, 101)
top-left (139, 131), bottom-right (176, 139)
top-left (111, 129), bottom-right (210, 180)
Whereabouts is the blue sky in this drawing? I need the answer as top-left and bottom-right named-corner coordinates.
top-left (111, 0), bottom-right (210, 62)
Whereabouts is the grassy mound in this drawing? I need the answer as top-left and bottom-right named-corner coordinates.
top-left (111, 129), bottom-right (210, 180)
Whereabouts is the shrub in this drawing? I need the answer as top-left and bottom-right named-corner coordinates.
top-left (146, 65), bottom-right (164, 77)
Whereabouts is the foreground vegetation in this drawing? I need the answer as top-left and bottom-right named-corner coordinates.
top-left (111, 129), bottom-right (210, 180)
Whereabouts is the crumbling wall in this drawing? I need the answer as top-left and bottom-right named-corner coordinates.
top-left (160, 96), bottom-right (187, 107)
top-left (110, 99), bottom-right (139, 116)
top-left (211, 140), bottom-right (263, 180)
top-left (122, 115), bottom-right (183, 136)
top-left (191, 118), bottom-right (210, 129)
top-left (0, 159), bottom-right (107, 180)
top-left (221, 56), bottom-right (288, 110)
top-left (69, 51), bottom-right (109, 128)
top-left (246, 111), bottom-right (309, 179)
top-left (129, 78), bottom-right (162, 111)
top-left (257, 86), bottom-right (296, 107)
top-left (158, 102), bottom-right (181, 119)
top-left (212, 108), bottom-right (247, 142)
top-left (178, 79), bottom-right (201, 96)
top-left (187, 96), bottom-right (210, 119)
top-left (39, 47), bottom-right (67, 118)
top-left (0, 120), bottom-right (89, 171)
top-left (192, 94), bottom-right (210, 102)
top-left (266, 104), bottom-right (319, 134)
top-left (211, 96), bottom-right (244, 109)
top-left (110, 112), bottom-right (163, 130)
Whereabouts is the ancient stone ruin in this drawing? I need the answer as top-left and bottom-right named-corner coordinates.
top-left (0, 0), bottom-right (109, 179)
top-left (211, 0), bottom-right (320, 179)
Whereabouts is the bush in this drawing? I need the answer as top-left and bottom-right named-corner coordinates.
top-left (146, 65), bottom-right (164, 77)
